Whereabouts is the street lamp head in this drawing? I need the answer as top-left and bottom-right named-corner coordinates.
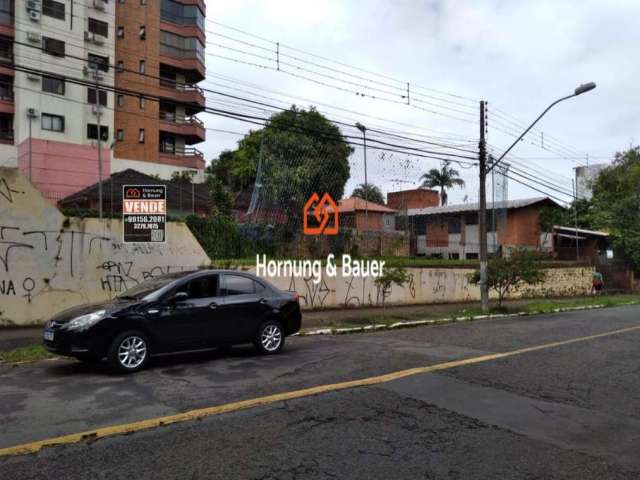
top-left (574, 82), bottom-right (596, 96)
top-left (355, 122), bottom-right (366, 133)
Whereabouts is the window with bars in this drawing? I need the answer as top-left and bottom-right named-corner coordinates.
top-left (42, 76), bottom-right (65, 95)
top-left (88, 18), bottom-right (109, 38)
top-left (87, 124), bottom-right (109, 140)
top-left (43, 37), bottom-right (65, 57)
top-left (87, 88), bottom-right (107, 107)
top-left (42, 113), bottom-right (64, 132)
top-left (43, 0), bottom-right (65, 20)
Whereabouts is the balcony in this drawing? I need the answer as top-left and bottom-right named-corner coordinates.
top-left (159, 112), bottom-right (206, 144)
top-left (0, 1), bottom-right (13, 38)
top-left (159, 77), bottom-right (206, 114)
top-left (0, 77), bottom-right (13, 114)
top-left (0, 112), bottom-right (13, 144)
top-left (159, 145), bottom-right (205, 170)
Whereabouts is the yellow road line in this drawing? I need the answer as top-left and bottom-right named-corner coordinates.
top-left (2, 323), bottom-right (640, 458)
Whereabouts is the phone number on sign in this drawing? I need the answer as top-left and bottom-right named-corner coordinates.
top-left (125, 215), bottom-right (165, 223)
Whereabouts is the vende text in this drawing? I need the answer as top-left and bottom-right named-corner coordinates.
top-left (123, 200), bottom-right (166, 214)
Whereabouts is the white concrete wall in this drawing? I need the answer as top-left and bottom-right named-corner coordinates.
top-left (14, 0), bottom-right (116, 146)
top-left (112, 157), bottom-right (205, 183)
top-left (0, 167), bottom-right (210, 326)
top-left (247, 264), bottom-right (593, 310)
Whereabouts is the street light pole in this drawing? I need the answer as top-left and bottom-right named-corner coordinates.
top-left (356, 122), bottom-right (368, 250)
top-left (478, 82), bottom-right (596, 313)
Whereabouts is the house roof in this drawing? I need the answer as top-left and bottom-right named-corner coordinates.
top-left (553, 225), bottom-right (609, 237)
top-left (59, 169), bottom-right (210, 210)
top-left (406, 196), bottom-right (560, 216)
top-left (339, 197), bottom-right (397, 213)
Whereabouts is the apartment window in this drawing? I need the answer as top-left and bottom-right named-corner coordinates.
top-left (139, 60), bottom-right (145, 73)
top-left (43, 37), bottom-right (65, 57)
top-left (138, 129), bottom-right (145, 143)
top-left (42, 76), bottom-right (65, 95)
top-left (117, 94), bottom-right (124, 107)
top-left (117, 26), bottom-right (124, 38)
top-left (161, 0), bottom-right (205, 30)
top-left (116, 129), bottom-right (124, 141)
top-left (116, 61), bottom-right (124, 73)
top-left (88, 18), bottom-right (109, 38)
top-left (88, 53), bottom-right (109, 72)
top-left (139, 26), bottom-right (146, 40)
top-left (43, 0), bottom-right (65, 20)
top-left (42, 113), bottom-right (64, 132)
top-left (160, 31), bottom-right (205, 63)
top-left (87, 124), bottom-right (109, 141)
top-left (87, 88), bottom-right (107, 107)
top-left (139, 96), bottom-right (145, 109)
top-left (448, 217), bottom-right (461, 234)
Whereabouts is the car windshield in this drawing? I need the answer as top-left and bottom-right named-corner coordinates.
top-left (117, 273), bottom-right (190, 300)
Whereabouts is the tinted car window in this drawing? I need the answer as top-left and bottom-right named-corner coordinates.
top-left (223, 275), bottom-right (255, 296)
top-left (183, 275), bottom-right (219, 299)
top-left (117, 272), bottom-right (188, 300)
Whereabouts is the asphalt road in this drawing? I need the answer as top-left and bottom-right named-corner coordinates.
top-left (1, 306), bottom-right (640, 479)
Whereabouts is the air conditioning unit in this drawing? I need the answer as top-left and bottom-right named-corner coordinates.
top-left (91, 105), bottom-right (100, 115)
top-left (26, 0), bottom-right (41, 12)
top-left (84, 31), bottom-right (95, 42)
top-left (26, 72), bottom-right (40, 81)
top-left (27, 108), bottom-right (39, 118)
top-left (93, 0), bottom-right (107, 11)
top-left (93, 35), bottom-right (105, 46)
top-left (29, 10), bottom-right (40, 22)
top-left (27, 31), bottom-right (41, 43)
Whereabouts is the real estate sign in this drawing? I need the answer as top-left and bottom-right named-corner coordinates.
top-left (122, 185), bottom-right (167, 243)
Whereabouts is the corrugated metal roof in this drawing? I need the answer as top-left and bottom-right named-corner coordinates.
top-left (406, 197), bottom-right (558, 216)
top-left (553, 225), bottom-right (609, 237)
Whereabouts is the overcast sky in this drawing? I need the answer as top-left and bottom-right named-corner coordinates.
top-left (201, 0), bottom-right (638, 205)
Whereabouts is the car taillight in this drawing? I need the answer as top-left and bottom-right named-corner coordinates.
top-left (292, 292), bottom-right (300, 302)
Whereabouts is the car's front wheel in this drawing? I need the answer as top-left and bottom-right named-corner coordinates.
top-left (108, 331), bottom-right (150, 373)
top-left (255, 320), bottom-right (285, 355)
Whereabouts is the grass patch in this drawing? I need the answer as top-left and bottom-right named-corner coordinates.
top-left (0, 345), bottom-right (55, 364)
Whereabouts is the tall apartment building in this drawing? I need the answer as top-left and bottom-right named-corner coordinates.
top-left (112, 0), bottom-right (206, 182)
top-left (0, 0), bottom-right (206, 202)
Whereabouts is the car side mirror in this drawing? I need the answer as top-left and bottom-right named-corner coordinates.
top-left (170, 291), bottom-right (188, 304)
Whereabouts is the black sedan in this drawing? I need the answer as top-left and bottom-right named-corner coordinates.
top-left (43, 270), bottom-right (302, 372)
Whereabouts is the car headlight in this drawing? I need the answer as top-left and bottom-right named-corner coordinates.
top-left (66, 310), bottom-right (106, 331)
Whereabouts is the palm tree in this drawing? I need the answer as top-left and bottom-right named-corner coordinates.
top-left (351, 183), bottom-right (385, 205)
top-left (420, 162), bottom-right (465, 206)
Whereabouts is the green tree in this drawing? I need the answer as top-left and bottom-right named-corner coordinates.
top-left (470, 249), bottom-right (546, 308)
top-left (420, 162), bottom-right (465, 206)
top-left (351, 183), bottom-right (384, 204)
top-left (589, 147), bottom-right (640, 270)
top-left (374, 267), bottom-right (410, 315)
top-left (209, 106), bottom-right (352, 210)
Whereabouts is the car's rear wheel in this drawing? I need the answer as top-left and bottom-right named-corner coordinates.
top-left (108, 331), bottom-right (150, 373)
top-left (254, 320), bottom-right (284, 355)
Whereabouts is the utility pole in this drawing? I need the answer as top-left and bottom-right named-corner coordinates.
top-left (26, 108), bottom-right (38, 182)
top-left (478, 101), bottom-right (489, 312)
top-left (356, 123), bottom-right (368, 251)
top-left (573, 179), bottom-right (580, 261)
top-left (93, 67), bottom-right (103, 220)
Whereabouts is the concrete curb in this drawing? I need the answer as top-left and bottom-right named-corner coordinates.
top-left (296, 301), bottom-right (640, 336)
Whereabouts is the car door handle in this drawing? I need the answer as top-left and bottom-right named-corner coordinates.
top-left (259, 298), bottom-right (269, 305)
top-left (209, 302), bottom-right (219, 309)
